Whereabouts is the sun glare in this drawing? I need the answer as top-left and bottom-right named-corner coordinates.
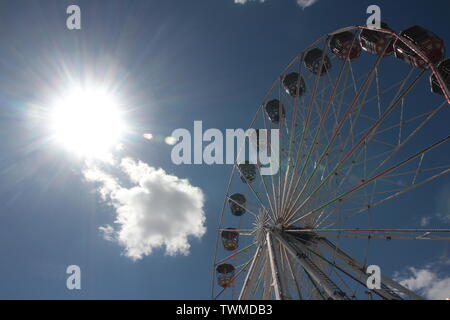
top-left (50, 87), bottom-right (125, 159)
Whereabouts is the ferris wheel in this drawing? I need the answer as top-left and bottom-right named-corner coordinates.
top-left (211, 23), bottom-right (450, 300)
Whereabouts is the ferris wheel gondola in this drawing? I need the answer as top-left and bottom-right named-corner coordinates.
top-left (212, 24), bottom-right (450, 300)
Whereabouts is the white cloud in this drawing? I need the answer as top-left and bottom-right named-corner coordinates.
top-left (397, 268), bottom-right (437, 291)
top-left (296, 0), bottom-right (319, 9)
top-left (426, 278), bottom-right (450, 300)
top-left (414, 184), bottom-right (450, 227)
top-left (99, 225), bottom-right (115, 241)
top-left (233, 0), bottom-right (319, 9)
top-left (85, 158), bottom-right (206, 260)
top-left (420, 216), bottom-right (432, 227)
top-left (394, 258), bottom-right (450, 300)
top-left (435, 184), bottom-right (450, 223)
top-left (84, 165), bottom-right (119, 200)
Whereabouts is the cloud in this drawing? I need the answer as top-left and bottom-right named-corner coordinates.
top-left (397, 268), bottom-right (437, 291)
top-left (296, 0), bottom-right (319, 9)
top-left (435, 184), bottom-right (450, 223)
top-left (84, 158), bottom-right (206, 260)
top-left (414, 184), bottom-right (450, 227)
top-left (394, 258), bottom-right (450, 300)
top-left (233, 0), bottom-right (319, 9)
top-left (99, 225), bottom-right (115, 241)
top-left (420, 216), bottom-right (432, 227)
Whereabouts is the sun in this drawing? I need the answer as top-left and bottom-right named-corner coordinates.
top-left (50, 86), bottom-right (125, 159)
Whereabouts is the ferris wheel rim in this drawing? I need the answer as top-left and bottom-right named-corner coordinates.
top-left (278, 25), bottom-right (450, 103)
top-left (212, 24), bottom-right (450, 300)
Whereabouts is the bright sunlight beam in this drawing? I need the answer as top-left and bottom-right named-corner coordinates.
top-left (50, 86), bottom-right (125, 159)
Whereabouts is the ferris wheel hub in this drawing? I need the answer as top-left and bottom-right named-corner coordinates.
top-left (213, 23), bottom-right (450, 300)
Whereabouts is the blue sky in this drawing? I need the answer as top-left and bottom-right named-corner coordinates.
top-left (0, 0), bottom-right (449, 299)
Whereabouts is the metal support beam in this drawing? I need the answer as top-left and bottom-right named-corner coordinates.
top-left (320, 238), bottom-right (422, 300)
top-left (262, 252), bottom-right (273, 300)
top-left (266, 232), bottom-right (289, 300)
top-left (238, 245), bottom-right (264, 300)
top-left (272, 231), bottom-right (349, 300)
top-left (286, 228), bottom-right (450, 241)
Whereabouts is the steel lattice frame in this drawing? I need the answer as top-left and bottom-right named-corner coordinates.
top-left (212, 25), bottom-right (450, 300)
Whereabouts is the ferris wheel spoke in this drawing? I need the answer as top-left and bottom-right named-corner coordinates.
top-left (262, 110), bottom-right (282, 221)
top-left (367, 100), bottom-right (447, 178)
top-left (281, 60), bottom-right (308, 218)
top-left (321, 66), bottom-right (410, 176)
top-left (333, 268), bottom-right (359, 300)
top-left (289, 134), bottom-right (450, 226)
top-left (259, 156), bottom-right (279, 221)
top-left (304, 240), bottom-right (381, 299)
top-left (313, 66), bottom-right (417, 175)
top-left (325, 167), bottom-right (450, 229)
top-left (215, 24), bottom-right (450, 300)
top-left (313, 75), bottom-right (414, 140)
top-left (320, 238), bottom-right (421, 299)
top-left (285, 69), bottom-right (429, 225)
top-left (282, 246), bottom-right (304, 300)
top-left (314, 199), bottom-right (345, 228)
top-left (214, 259), bottom-right (252, 300)
top-left (282, 53), bottom-right (386, 223)
top-left (283, 75), bottom-right (376, 224)
top-left (304, 271), bottom-right (327, 299)
top-left (348, 60), bottom-right (360, 95)
top-left (281, 41), bottom-right (333, 215)
top-left (282, 57), bottom-right (352, 220)
top-left (277, 227), bottom-right (373, 299)
top-left (260, 172), bottom-right (278, 222)
top-left (288, 228), bottom-right (450, 241)
top-left (234, 163), bottom-right (277, 223)
top-left (261, 251), bottom-right (274, 300)
top-left (266, 232), bottom-right (291, 300)
top-left (215, 242), bottom-right (257, 267)
top-left (317, 242), bottom-right (401, 299)
top-left (215, 256), bottom-right (255, 300)
top-left (382, 164), bottom-right (450, 179)
top-left (218, 228), bottom-right (255, 235)
top-left (211, 158), bottom-right (240, 298)
top-left (260, 110), bottom-right (278, 221)
top-left (286, 56), bottom-right (346, 195)
top-left (273, 231), bottom-right (351, 300)
top-left (249, 262), bottom-right (268, 300)
top-left (363, 108), bottom-right (434, 135)
top-left (277, 80), bottom-right (290, 219)
top-left (336, 129), bottom-right (450, 184)
top-left (226, 195), bottom-right (259, 218)
top-left (240, 102), bottom-right (279, 221)
top-left (238, 245), bottom-right (266, 300)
